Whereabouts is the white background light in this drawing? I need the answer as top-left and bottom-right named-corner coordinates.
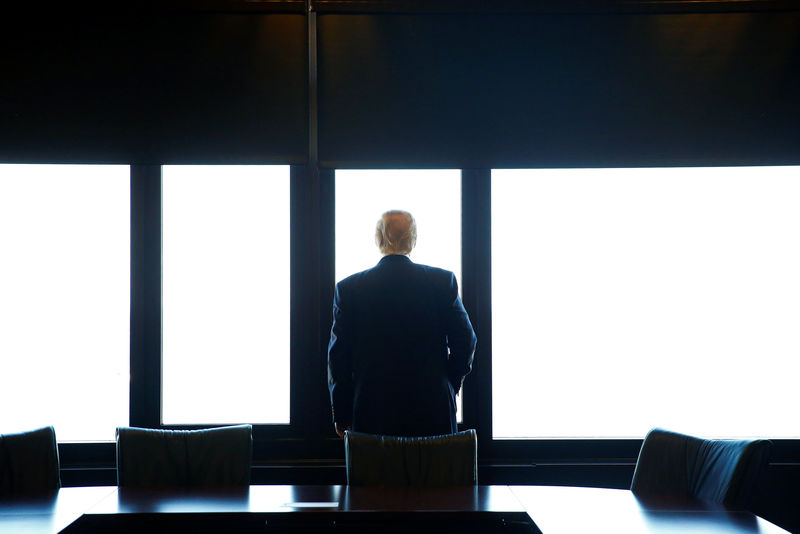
top-left (0, 164), bottom-right (129, 442)
top-left (492, 167), bottom-right (800, 439)
top-left (162, 165), bottom-right (290, 424)
top-left (335, 169), bottom-right (461, 284)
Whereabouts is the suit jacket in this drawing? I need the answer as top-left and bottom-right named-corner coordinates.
top-left (328, 254), bottom-right (476, 437)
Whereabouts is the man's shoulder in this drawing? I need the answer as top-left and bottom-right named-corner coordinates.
top-left (412, 262), bottom-right (456, 281)
top-left (336, 266), bottom-right (375, 289)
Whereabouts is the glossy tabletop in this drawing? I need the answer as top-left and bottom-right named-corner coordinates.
top-left (76, 485), bottom-right (532, 533)
top-left (0, 486), bottom-right (116, 534)
top-left (511, 485), bottom-right (789, 534)
top-left (85, 484), bottom-right (525, 514)
top-left (0, 485), bottom-right (790, 534)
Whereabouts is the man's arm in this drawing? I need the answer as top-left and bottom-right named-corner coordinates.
top-left (327, 283), bottom-right (354, 435)
top-left (443, 273), bottom-right (477, 394)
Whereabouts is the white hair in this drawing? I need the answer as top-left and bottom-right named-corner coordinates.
top-left (375, 210), bottom-right (417, 255)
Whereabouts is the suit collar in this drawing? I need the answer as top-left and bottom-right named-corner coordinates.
top-left (378, 254), bottom-right (412, 266)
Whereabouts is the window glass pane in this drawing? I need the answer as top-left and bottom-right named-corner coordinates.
top-left (335, 170), bottom-right (461, 284)
top-left (0, 164), bottom-right (129, 442)
top-left (492, 167), bottom-right (800, 439)
top-left (162, 165), bottom-right (290, 424)
top-left (335, 169), bottom-right (463, 419)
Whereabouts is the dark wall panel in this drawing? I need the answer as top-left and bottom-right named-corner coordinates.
top-left (1, 13), bottom-right (307, 163)
top-left (318, 12), bottom-right (800, 168)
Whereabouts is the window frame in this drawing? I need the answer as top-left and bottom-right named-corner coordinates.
top-left (55, 163), bottom-right (800, 481)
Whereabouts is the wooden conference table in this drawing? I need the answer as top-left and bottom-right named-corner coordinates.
top-left (0, 484), bottom-right (789, 534)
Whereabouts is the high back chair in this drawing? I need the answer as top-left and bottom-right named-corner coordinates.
top-left (630, 427), bottom-right (771, 509)
top-left (345, 429), bottom-right (477, 486)
top-left (116, 424), bottom-right (252, 488)
top-left (0, 426), bottom-right (61, 496)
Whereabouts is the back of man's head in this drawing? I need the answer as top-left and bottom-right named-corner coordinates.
top-left (375, 210), bottom-right (417, 255)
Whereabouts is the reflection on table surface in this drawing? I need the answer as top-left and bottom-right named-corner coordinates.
top-left (0, 486), bottom-right (116, 534)
top-left (87, 484), bottom-right (524, 514)
top-left (0, 485), bottom-right (789, 534)
top-left (511, 485), bottom-right (789, 534)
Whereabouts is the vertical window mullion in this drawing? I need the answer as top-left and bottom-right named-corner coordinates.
top-left (129, 164), bottom-right (162, 429)
top-left (290, 165), bottom-right (325, 442)
top-left (317, 167), bottom-right (336, 443)
top-left (460, 169), bottom-right (492, 451)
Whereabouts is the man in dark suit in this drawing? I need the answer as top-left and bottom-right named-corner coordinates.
top-left (328, 210), bottom-right (476, 438)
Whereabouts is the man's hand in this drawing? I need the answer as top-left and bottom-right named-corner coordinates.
top-left (334, 422), bottom-right (351, 438)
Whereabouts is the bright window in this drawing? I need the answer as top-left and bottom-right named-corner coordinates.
top-left (335, 170), bottom-right (461, 283)
top-left (492, 167), bottom-right (800, 439)
top-left (162, 165), bottom-right (290, 425)
top-left (0, 164), bottom-right (130, 442)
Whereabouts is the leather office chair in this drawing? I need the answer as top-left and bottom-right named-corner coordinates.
top-left (0, 426), bottom-right (61, 496)
top-left (116, 424), bottom-right (252, 488)
top-left (345, 429), bottom-right (477, 486)
top-left (630, 427), bottom-right (771, 509)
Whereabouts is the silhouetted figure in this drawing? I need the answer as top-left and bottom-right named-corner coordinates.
top-left (328, 210), bottom-right (476, 437)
